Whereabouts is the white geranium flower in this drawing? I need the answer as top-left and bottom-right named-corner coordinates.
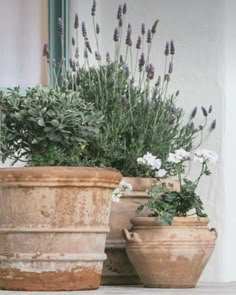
top-left (137, 157), bottom-right (146, 165)
top-left (155, 169), bottom-right (167, 178)
top-left (142, 152), bottom-right (162, 170)
top-left (167, 149), bottom-right (190, 163)
top-left (167, 152), bottom-right (180, 163)
top-left (118, 180), bottom-right (133, 192)
top-left (193, 149), bottom-right (218, 164)
top-left (112, 188), bottom-right (122, 203)
top-left (175, 148), bottom-right (190, 160)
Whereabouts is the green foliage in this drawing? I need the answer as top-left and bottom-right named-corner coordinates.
top-left (0, 87), bottom-right (103, 166)
top-left (64, 63), bottom-right (197, 176)
top-left (137, 180), bottom-right (207, 226)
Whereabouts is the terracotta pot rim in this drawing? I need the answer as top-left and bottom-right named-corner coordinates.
top-left (131, 216), bottom-right (209, 226)
top-left (0, 166), bottom-right (122, 188)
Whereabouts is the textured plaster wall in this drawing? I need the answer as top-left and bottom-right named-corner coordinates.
top-left (0, 0), bottom-right (46, 87)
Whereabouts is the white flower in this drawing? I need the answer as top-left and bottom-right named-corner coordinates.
top-left (167, 152), bottom-right (180, 163)
top-left (167, 148), bottom-right (190, 163)
top-left (142, 152), bottom-right (162, 170)
top-left (118, 180), bottom-right (133, 193)
top-left (193, 149), bottom-right (218, 164)
top-left (175, 148), bottom-right (190, 160)
top-left (112, 188), bottom-right (122, 203)
top-left (137, 157), bottom-right (146, 165)
top-left (155, 169), bottom-right (167, 178)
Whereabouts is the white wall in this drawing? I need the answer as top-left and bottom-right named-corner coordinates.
top-left (69, 0), bottom-right (234, 282)
top-left (0, 0), bottom-right (47, 87)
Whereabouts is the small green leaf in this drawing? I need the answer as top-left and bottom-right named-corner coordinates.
top-left (37, 119), bottom-right (45, 126)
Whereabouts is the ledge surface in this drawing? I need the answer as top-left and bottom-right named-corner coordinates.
top-left (0, 283), bottom-right (236, 295)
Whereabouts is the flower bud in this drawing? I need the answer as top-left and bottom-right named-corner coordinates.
top-left (208, 105), bottom-right (212, 113)
top-left (136, 36), bottom-right (141, 49)
top-left (164, 42), bottom-right (169, 56)
top-left (170, 40), bottom-right (175, 55)
top-left (113, 27), bottom-right (119, 42)
top-left (123, 3), bottom-right (127, 14)
top-left (210, 119), bottom-right (216, 130)
top-left (151, 19), bottom-right (159, 34)
top-left (147, 29), bottom-right (151, 43)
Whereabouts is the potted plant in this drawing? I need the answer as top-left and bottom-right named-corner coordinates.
top-left (0, 85), bottom-right (122, 290)
top-left (60, 1), bottom-right (217, 284)
top-left (123, 145), bottom-right (218, 288)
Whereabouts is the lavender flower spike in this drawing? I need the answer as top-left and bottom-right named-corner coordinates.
top-left (82, 22), bottom-right (87, 37)
top-left (96, 23), bottom-right (100, 34)
top-left (72, 37), bottom-right (75, 46)
top-left (141, 23), bottom-right (145, 35)
top-left (190, 107), bottom-right (198, 119)
top-left (147, 64), bottom-right (155, 80)
top-left (57, 17), bottom-right (63, 35)
top-left (74, 13), bottom-right (79, 29)
top-left (147, 29), bottom-right (151, 43)
top-left (117, 4), bottom-right (122, 20)
top-left (91, 0), bottom-right (96, 16)
top-left (164, 42), bottom-right (169, 56)
top-left (113, 27), bottom-right (119, 42)
top-left (170, 40), bottom-right (175, 55)
top-left (123, 3), bottom-right (127, 15)
top-left (136, 36), bottom-right (141, 49)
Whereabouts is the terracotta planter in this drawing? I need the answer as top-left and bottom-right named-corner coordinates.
top-left (101, 177), bottom-right (179, 285)
top-left (0, 166), bottom-right (122, 291)
top-left (124, 216), bottom-right (217, 288)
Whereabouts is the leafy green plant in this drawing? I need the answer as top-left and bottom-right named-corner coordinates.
top-left (135, 148), bottom-right (218, 225)
top-left (0, 87), bottom-right (103, 166)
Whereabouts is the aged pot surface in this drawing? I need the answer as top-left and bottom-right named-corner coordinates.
top-left (102, 177), bottom-right (179, 285)
top-left (124, 216), bottom-right (217, 288)
top-left (0, 166), bottom-right (122, 291)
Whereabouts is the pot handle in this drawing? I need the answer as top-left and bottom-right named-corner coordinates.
top-left (210, 227), bottom-right (218, 239)
top-left (123, 228), bottom-right (141, 243)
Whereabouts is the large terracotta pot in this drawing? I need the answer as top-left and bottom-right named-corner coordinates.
top-left (101, 177), bottom-right (179, 285)
top-left (0, 166), bottom-right (122, 291)
top-left (124, 216), bottom-right (217, 288)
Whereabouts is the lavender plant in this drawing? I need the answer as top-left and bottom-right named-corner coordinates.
top-left (42, 1), bottom-right (216, 175)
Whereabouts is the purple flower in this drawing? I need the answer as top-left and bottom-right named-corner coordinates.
top-left (96, 23), bottom-right (100, 34)
top-left (136, 36), bottom-right (141, 49)
top-left (117, 4), bottom-right (122, 20)
top-left (201, 106), bottom-right (208, 117)
top-left (91, 0), bottom-right (96, 16)
top-left (168, 62), bottom-right (173, 74)
top-left (85, 38), bottom-right (92, 53)
top-left (75, 47), bottom-right (79, 59)
top-left (147, 64), bottom-right (155, 80)
top-left (126, 24), bottom-right (132, 46)
top-left (141, 23), bottom-right (145, 35)
top-left (190, 107), bottom-right (198, 119)
top-left (208, 105), bottom-right (213, 113)
top-left (147, 29), bottom-right (151, 43)
top-left (164, 42), bottom-right (169, 56)
top-left (72, 37), bottom-right (75, 46)
top-left (151, 20), bottom-right (159, 34)
top-left (74, 13), bottom-right (79, 29)
top-left (82, 22), bottom-right (87, 37)
top-left (123, 3), bottom-right (127, 15)
top-left (139, 53), bottom-right (145, 71)
top-left (210, 119), bottom-right (216, 130)
top-left (57, 17), bottom-right (63, 35)
top-left (95, 51), bottom-right (101, 61)
top-left (170, 40), bottom-right (175, 55)
top-left (113, 27), bottom-right (119, 42)
top-left (106, 52), bottom-right (111, 63)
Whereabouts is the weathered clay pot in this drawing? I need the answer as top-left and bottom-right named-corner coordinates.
top-left (124, 216), bottom-right (217, 288)
top-left (0, 166), bottom-right (122, 291)
top-left (101, 177), bottom-right (179, 285)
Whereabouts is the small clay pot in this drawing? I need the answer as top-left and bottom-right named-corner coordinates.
top-left (124, 216), bottom-right (217, 288)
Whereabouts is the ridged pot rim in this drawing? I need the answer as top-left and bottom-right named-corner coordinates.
top-left (0, 166), bottom-right (122, 188)
top-left (122, 177), bottom-right (179, 192)
top-left (130, 216), bottom-right (209, 227)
